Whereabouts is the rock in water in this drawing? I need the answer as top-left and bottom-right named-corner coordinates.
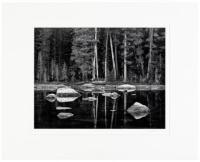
top-left (82, 97), bottom-right (97, 101)
top-left (127, 102), bottom-right (150, 119)
top-left (45, 93), bottom-right (56, 102)
top-left (82, 88), bottom-right (94, 92)
top-left (92, 87), bottom-right (105, 94)
top-left (57, 112), bottom-right (74, 119)
top-left (56, 107), bottom-right (72, 110)
top-left (56, 86), bottom-right (81, 103)
top-left (81, 83), bottom-right (95, 88)
top-left (92, 81), bottom-right (106, 85)
top-left (117, 84), bottom-right (136, 92)
top-left (102, 92), bottom-right (113, 97)
top-left (102, 92), bottom-right (120, 99)
top-left (110, 92), bottom-right (120, 100)
top-left (56, 86), bottom-right (80, 96)
top-left (80, 83), bottom-right (95, 92)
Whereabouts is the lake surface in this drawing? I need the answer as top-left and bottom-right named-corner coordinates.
top-left (34, 90), bottom-right (165, 129)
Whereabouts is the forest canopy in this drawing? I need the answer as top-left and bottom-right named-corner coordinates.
top-left (34, 28), bottom-right (165, 84)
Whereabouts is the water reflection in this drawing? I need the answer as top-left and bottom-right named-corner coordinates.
top-left (34, 90), bottom-right (165, 129)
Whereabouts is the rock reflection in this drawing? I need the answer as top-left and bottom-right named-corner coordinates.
top-left (35, 90), bottom-right (165, 128)
top-left (57, 112), bottom-right (74, 119)
top-left (45, 94), bottom-right (56, 102)
top-left (56, 106), bottom-right (72, 110)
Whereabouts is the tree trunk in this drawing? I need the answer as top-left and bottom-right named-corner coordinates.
top-left (147, 28), bottom-right (153, 81)
top-left (110, 33), bottom-right (117, 80)
top-left (123, 32), bottom-right (127, 82)
top-left (92, 57), bottom-right (95, 81)
top-left (94, 28), bottom-right (99, 80)
top-left (55, 64), bottom-right (59, 82)
top-left (104, 30), bottom-right (108, 82)
top-left (114, 34), bottom-right (118, 78)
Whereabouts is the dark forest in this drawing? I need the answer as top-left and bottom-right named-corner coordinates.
top-left (34, 28), bottom-right (165, 84)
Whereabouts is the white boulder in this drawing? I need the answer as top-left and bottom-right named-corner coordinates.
top-left (56, 86), bottom-right (81, 103)
top-left (102, 92), bottom-right (120, 99)
top-left (127, 102), bottom-right (150, 119)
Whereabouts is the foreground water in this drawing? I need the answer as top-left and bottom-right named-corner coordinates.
top-left (34, 90), bottom-right (165, 129)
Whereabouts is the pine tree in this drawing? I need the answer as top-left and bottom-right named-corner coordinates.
top-left (61, 62), bottom-right (68, 81)
top-left (71, 28), bottom-right (96, 81)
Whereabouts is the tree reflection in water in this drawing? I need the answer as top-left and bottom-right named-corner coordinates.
top-left (34, 90), bottom-right (165, 129)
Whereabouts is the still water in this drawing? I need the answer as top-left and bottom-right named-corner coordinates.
top-left (34, 90), bottom-right (165, 129)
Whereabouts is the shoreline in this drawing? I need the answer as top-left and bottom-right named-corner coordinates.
top-left (34, 83), bottom-right (165, 91)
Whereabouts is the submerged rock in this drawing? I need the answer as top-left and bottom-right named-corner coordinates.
top-left (117, 84), bottom-right (136, 92)
top-left (81, 88), bottom-right (94, 92)
top-left (102, 92), bottom-right (120, 99)
top-left (92, 81), bottom-right (106, 85)
top-left (92, 87), bottom-right (105, 94)
top-left (57, 112), bottom-right (74, 119)
top-left (102, 92), bottom-right (113, 97)
top-left (57, 86), bottom-right (80, 95)
top-left (81, 83), bottom-right (95, 88)
top-left (127, 102), bottom-right (150, 119)
top-left (56, 106), bottom-right (72, 110)
top-left (110, 92), bottom-right (120, 100)
top-left (45, 93), bottom-right (56, 102)
top-left (82, 97), bottom-right (97, 101)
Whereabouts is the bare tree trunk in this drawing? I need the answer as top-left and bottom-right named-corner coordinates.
top-left (147, 28), bottom-right (153, 81)
top-left (114, 34), bottom-right (118, 78)
top-left (123, 32), bottom-right (127, 82)
top-left (155, 67), bottom-right (159, 83)
top-left (110, 33), bottom-right (117, 80)
top-left (92, 57), bottom-right (95, 81)
top-left (105, 30), bottom-right (108, 82)
top-left (94, 28), bottom-right (99, 80)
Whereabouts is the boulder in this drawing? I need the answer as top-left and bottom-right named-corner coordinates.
top-left (102, 92), bottom-right (113, 97)
top-left (81, 83), bottom-right (95, 88)
top-left (56, 86), bottom-right (80, 96)
top-left (102, 92), bottom-right (120, 99)
top-left (92, 81), bottom-right (106, 85)
top-left (57, 112), bottom-right (74, 119)
top-left (110, 92), bottom-right (120, 100)
top-left (127, 102), bottom-right (150, 119)
top-left (92, 87), bottom-right (105, 94)
top-left (56, 86), bottom-right (81, 103)
top-left (81, 88), bottom-right (94, 92)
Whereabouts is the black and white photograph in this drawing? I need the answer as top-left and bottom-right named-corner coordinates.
top-left (34, 28), bottom-right (165, 129)
top-left (2, 1), bottom-right (199, 160)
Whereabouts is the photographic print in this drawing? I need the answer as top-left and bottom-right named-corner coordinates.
top-left (34, 28), bottom-right (165, 129)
